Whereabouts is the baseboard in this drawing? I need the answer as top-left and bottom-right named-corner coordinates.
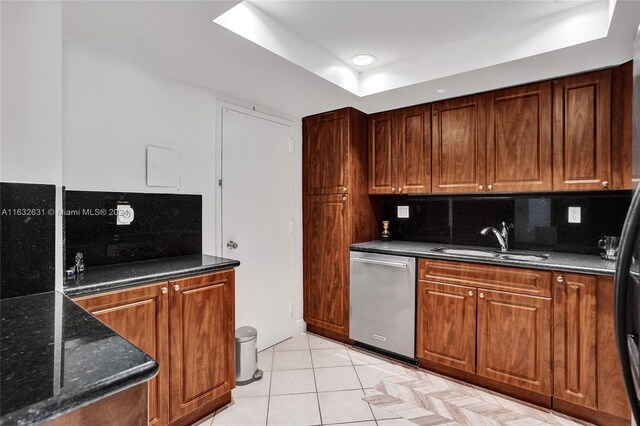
top-left (294, 319), bottom-right (306, 335)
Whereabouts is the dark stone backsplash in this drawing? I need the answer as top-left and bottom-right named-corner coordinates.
top-left (378, 191), bottom-right (632, 255)
top-left (1, 182), bottom-right (56, 299)
top-left (64, 190), bottom-right (202, 269)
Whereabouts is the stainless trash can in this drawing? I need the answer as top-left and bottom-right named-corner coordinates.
top-left (235, 326), bottom-right (263, 385)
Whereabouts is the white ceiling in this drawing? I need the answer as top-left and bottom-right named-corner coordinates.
top-left (61, 1), bottom-right (640, 118)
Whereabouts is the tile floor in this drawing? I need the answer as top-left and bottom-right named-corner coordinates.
top-left (192, 332), bottom-right (586, 426)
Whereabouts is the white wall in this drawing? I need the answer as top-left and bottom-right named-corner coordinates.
top-left (63, 41), bottom-right (304, 330)
top-left (1, 1), bottom-right (64, 290)
top-left (63, 41), bottom-right (218, 253)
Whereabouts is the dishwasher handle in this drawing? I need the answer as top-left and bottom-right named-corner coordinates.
top-left (351, 258), bottom-right (408, 268)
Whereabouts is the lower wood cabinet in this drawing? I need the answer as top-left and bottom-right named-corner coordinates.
top-left (416, 281), bottom-right (476, 373)
top-left (73, 269), bottom-right (235, 426)
top-left (418, 259), bottom-right (631, 425)
top-left (476, 289), bottom-right (551, 396)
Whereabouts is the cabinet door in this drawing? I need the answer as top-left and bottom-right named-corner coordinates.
top-left (397, 105), bottom-right (431, 194)
top-left (597, 276), bottom-right (632, 419)
top-left (74, 283), bottom-right (170, 426)
top-left (169, 270), bottom-right (235, 422)
top-left (477, 289), bottom-right (552, 395)
top-left (304, 109), bottom-right (349, 195)
top-left (416, 281), bottom-right (476, 373)
top-left (303, 194), bottom-right (350, 337)
top-left (552, 70), bottom-right (612, 191)
top-left (487, 82), bottom-right (552, 192)
top-left (432, 95), bottom-right (486, 193)
top-left (368, 111), bottom-right (396, 194)
top-left (553, 273), bottom-right (597, 408)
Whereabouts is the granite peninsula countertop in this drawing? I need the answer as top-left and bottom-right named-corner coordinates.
top-left (64, 254), bottom-right (240, 297)
top-left (0, 291), bottom-right (158, 425)
top-left (351, 240), bottom-right (617, 276)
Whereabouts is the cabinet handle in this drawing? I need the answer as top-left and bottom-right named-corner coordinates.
top-left (342, 196), bottom-right (347, 202)
top-left (398, 187), bottom-right (403, 193)
top-left (342, 187), bottom-right (348, 193)
top-left (557, 276), bottom-right (564, 283)
top-left (161, 287), bottom-right (168, 294)
top-left (468, 290), bottom-right (474, 297)
top-left (479, 292), bottom-right (485, 299)
top-left (488, 185), bottom-right (493, 190)
top-left (173, 284), bottom-right (180, 292)
top-left (602, 181), bottom-right (609, 188)
top-left (391, 188), bottom-right (396, 193)
top-left (478, 185), bottom-right (484, 190)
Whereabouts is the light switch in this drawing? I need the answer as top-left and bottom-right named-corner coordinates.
top-left (568, 206), bottom-right (581, 224)
top-left (397, 206), bottom-right (409, 219)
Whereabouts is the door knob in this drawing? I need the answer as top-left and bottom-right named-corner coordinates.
top-left (227, 241), bottom-right (238, 249)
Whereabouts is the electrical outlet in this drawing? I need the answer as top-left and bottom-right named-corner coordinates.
top-left (568, 206), bottom-right (581, 224)
top-left (397, 206), bottom-right (409, 219)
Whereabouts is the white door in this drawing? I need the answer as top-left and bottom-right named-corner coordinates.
top-left (221, 107), bottom-right (295, 350)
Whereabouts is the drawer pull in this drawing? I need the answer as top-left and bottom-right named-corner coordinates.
top-left (557, 276), bottom-right (564, 283)
top-left (468, 291), bottom-right (474, 297)
top-left (479, 292), bottom-right (485, 299)
top-left (173, 284), bottom-right (180, 292)
top-left (161, 287), bottom-right (168, 294)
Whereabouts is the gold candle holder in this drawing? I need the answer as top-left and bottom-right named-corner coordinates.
top-left (381, 220), bottom-right (390, 242)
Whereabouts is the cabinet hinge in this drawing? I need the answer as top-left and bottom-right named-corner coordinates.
top-left (218, 179), bottom-right (223, 187)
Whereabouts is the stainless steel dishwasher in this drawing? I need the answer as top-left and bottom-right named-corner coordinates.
top-left (349, 251), bottom-right (416, 360)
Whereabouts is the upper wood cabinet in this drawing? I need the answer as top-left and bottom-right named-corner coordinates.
top-left (486, 82), bottom-right (553, 192)
top-left (169, 271), bottom-right (235, 423)
top-left (74, 283), bottom-right (170, 426)
top-left (397, 105), bottom-right (431, 194)
top-left (304, 108), bottom-right (368, 195)
top-left (432, 94), bottom-right (486, 193)
top-left (552, 69), bottom-right (612, 191)
top-left (368, 105), bottom-right (431, 195)
top-left (368, 111), bottom-right (395, 194)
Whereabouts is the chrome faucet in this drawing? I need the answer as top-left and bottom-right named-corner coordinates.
top-left (480, 222), bottom-right (513, 252)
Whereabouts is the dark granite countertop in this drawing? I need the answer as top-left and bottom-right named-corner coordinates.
top-left (0, 291), bottom-right (158, 425)
top-left (351, 240), bottom-right (617, 276)
top-left (64, 254), bottom-right (240, 297)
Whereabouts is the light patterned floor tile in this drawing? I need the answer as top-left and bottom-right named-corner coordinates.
top-left (270, 368), bottom-right (316, 395)
top-left (377, 418), bottom-right (416, 426)
top-left (317, 389), bottom-right (375, 424)
top-left (232, 371), bottom-right (271, 398)
top-left (311, 347), bottom-right (352, 368)
top-left (364, 388), bottom-right (401, 420)
top-left (308, 333), bottom-right (344, 349)
top-left (267, 393), bottom-right (321, 426)
top-left (314, 366), bottom-right (362, 392)
top-left (258, 349), bottom-right (274, 372)
top-left (273, 334), bottom-right (310, 351)
top-left (212, 396), bottom-right (268, 426)
top-left (272, 349), bottom-right (313, 370)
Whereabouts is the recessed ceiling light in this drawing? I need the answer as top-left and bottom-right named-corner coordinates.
top-left (351, 54), bottom-right (376, 66)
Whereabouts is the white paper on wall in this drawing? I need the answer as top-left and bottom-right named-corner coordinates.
top-left (146, 145), bottom-right (181, 188)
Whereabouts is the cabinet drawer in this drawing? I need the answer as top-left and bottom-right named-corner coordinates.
top-left (419, 259), bottom-right (551, 297)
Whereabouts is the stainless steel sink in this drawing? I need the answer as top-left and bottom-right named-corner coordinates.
top-left (431, 248), bottom-right (499, 258)
top-left (499, 253), bottom-right (548, 262)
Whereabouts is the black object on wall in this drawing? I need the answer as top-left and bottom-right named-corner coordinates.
top-left (1, 182), bottom-right (56, 299)
top-left (64, 190), bottom-right (202, 269)
top-left (380, 191), bottom-right (632, 255)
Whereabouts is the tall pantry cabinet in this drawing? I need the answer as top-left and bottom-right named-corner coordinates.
top-left (303, 108), bottom-right (379, 341)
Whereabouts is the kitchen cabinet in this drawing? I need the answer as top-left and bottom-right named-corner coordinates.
top-left (416, 281), bottom-right (476, 373)
top-left (73, 269), bottom-right (235, 426)
top-left (476, 289), bottom-right (552, 396)
top-left (368, 105), bottom-right (431, 195)
top-left (303, 109), bottom-right (351, 195)
top-left (417, 259), bottom-right (552, 399)
top-left (432, 94), bottom-right (486, 193)
top-left (552, 272), bottom-right (597, 409)
top-left (303, 108), bottom-right (378, 341)
top-left (486, 82), bottom-right (552, 192)
top-left (168, 271), bottom-right (235, 423)
top-left (552, 69), bottom-right (612, 191)
top-left (553, 273), bottom-right (631, 424)
top-left (74, 282), bottom-right (170, 426)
